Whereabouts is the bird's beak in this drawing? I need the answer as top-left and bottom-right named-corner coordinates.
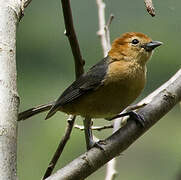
top-left (142, 41), bottom-right (163, 52)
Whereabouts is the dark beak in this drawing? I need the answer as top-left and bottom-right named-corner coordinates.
top-left (142, 41), bottom-right (163, 52)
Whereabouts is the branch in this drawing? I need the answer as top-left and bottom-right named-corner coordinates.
top-left (45, 69), bottom-right (181, 180)
top-left (19, 0), bottom-right (33, 20)
top-left (24, 0), bottom-right (32, 8)
top-left (105, 158), bottom-right (117, 180)
top-left (74, 124), bottom-right (113, 131)
top-left (96, 0), bottom-right (110, 57)
top-left (61, 0), bottom-right (84, 78)
top-left (96, 1), bottom-right (117, 179)
top-left (144, 0), bottom-right (155, 17)
top-left (104, 14), bottom-right (114, 51)
top-left (43, 115), bottom-right (76, 179)
top-left (0, 1), bottom-right (20, 179)
top-left (42, 0), bottom-right (85, 178)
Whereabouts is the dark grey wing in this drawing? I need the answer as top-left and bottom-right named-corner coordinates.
top-left (45, 56), bottom-right (109, 119)
top-left (57, 56), bottom-right (109, 106)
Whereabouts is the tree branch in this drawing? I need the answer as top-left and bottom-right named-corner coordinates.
top-left (61, 0), bottom-right (84, 78)
top-left (0, 1), bottom-right (20, 179)
top-left (74, 124), bottom-right (113, 131)
top-left (24, 0), bottom-right (32, 8)
top-left (19, 0), bottom-right (33, 20)
top-left (42, 0), bottom-right (85, 178)
top-left (43, 115), bottom-right (76, 179)
top-left (104, 14), bottom-right (114, 52)
top-left (45, 68), bottom-right (181, 180)
top-left (144, 0), bottom-right (155, 17)
top-left (96, 0), bottom-right (109, 57)
top-left (96, 1), bottom-right (117, 179)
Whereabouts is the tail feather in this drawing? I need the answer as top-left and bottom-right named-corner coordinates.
top-left (45, 104), bottom-right (59, 120)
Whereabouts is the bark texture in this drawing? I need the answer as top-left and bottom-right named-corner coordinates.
top-left (0, 1), bottom-right (20, 179)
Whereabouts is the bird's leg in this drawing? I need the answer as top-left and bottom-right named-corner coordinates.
top-left (109, 111), bottom-right (145, 127)
top-left (83, 117), bottom-right (93, 150)
top-left (83, 117), bottom-right (104, 150)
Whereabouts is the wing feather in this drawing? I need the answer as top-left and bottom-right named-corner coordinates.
top-left (57, 56), bottom-right (109, 106)
top-left (45, 56), bottom-right (109, 119)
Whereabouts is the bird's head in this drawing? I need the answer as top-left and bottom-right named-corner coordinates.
top-left (108, 32), bottom-right (162, 65)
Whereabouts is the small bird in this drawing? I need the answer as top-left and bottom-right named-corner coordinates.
top-left (46, 32), bottom-right (162, 150)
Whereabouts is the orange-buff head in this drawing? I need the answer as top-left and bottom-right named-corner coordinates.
top-left (109, 32), bottom-right (162, 65)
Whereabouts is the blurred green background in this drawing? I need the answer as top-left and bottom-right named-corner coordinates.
top-left (17, 0), bottom-right (181, 179)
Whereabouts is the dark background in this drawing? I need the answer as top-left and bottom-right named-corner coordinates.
top-left (17, 0), bottom-right (181, 179)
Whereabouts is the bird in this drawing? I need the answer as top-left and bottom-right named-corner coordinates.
top-left (45, 32), bottom-right (162, 150)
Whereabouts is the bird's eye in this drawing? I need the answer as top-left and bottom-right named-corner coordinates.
top-left (131, 39), bottom-right (139, 44)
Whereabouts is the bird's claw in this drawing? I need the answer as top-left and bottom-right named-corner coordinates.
top-left (88, 140), bottom-right (105, 151)
top-left (109, 111), bottom-right (145, 127)
top-left (128, 111), bottom-right (145, 127)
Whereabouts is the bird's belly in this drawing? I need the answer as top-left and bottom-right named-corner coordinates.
top-left (60, 79), bottom-right (144, 118)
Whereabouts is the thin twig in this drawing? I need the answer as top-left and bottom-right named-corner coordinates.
top-left (106, 14), bottom-right (114, 29)
top-left (144, 0), bottom-right (155, 17)
top-left (105, 159), bottom-right (118, 180)
top-left (96, 0), bottom-right (109, 57)
top-left (105, 14), bottom-right (114, 51)
top-left (42, 0), bottom-right (85, 178)
top-left (19, 0), bottom-right (33, 20)
top-left (96, 1), bottom-right (117, 179)
top-left (105, 112), bottom-right (121, 180)
top-left (21, 0), bottom-right (25, 12)
top-left (42, 115), bottom-right (76, 179)
top-left (74, 124), bottom-right (113, 131)
top-left (24, 0), bottom-right (33, 8)
top-left (19, 0), bottom-right (25, 19)
top-left (61, 0), bottom-right (84, 78)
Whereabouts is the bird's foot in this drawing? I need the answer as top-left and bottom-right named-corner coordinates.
top-left (127, 111), bottom-right (145, 127)
top-left (87, 139), bottom-right (105, 151)
top-left (109, 111), bottom-right (145, 127)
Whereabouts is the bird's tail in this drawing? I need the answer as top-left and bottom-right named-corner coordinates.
top-left (45, 103), bottom-right (60, 120)
top-left (18, 102), bottom-right (53, 121)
